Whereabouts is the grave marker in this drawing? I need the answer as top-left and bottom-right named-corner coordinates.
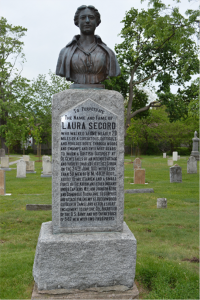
top-left (173, 151), bottom-right (178, 161)
top-left (41, 158), bottom-right (52, 177)
top-left (187, 156), bottom-right (197, 174)
top-left (26, 161), bottom-right (36, 173)
top-left (16, 159), bottom-right (26, 178)
top-left (0, 170), bottom-right (5, 195)
top-left (170, 164), bottom-right (182, 183)
top-left (133, 157), bottom-right (141, 169)
top-left (157, 198), bottom-right (167, 208)
top-left (168, 159), bottom-right (173, 166)
top-left (1, 157), bottom-right (10, 170)
top-left (163, 153), bottom-right (166, 158)
top-left (191, 131), bottom-right (199, 161)
top-left (134, 168), bottom-right (145, 184)
top-left (33, 90), bottom-right (137, 294)
top-left (23, 155), bottom-right (30, 162)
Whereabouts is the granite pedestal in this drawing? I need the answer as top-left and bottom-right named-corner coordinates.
top-left (33, 89), bottom-right (137, 298)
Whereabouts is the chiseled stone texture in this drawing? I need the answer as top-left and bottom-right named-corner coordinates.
top-left (170, 164), bottom-right (182, 183)
top-left (31, 282), bottom-right (139, 299)
top-left (52, 89), bottom-right (124, 234)
top-left (26, 161), bottom-right (35, 172)
top-left (33, 221), bottom-right (137, 291)
top-left (187, 156), bottom-right (197, 174)
top-left (23, 155), bottom-right (30, 161)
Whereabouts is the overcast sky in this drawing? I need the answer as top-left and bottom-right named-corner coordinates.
top-left (1, 0), bottom-right (199, 82)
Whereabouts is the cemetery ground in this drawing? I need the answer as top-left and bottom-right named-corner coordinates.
top-left (0, 155), bottom-right (199, 299)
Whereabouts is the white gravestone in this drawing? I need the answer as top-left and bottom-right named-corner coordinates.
top-left (173, 151), bottom-right (178, 161)
top-left (168, 159), bottom-right (173, 166)
top-left (33, 90), bottom-right (137, 293)
top-left (41, 158), bottom-right (52, 177)
top-left (26, 161), bottom-right (36, 173)
top-left (187, 156), bottom-right (197, 174)
top-left (163, 153), bottom-right (166, 158)
top-left (16, 159), bottom-right (26, 178)
top-left (42, 155), bottom-right (50, 170)
top-left (23, 155), bottom-right (30, 162)
top-left (1, 157), bottom-right (9, 169)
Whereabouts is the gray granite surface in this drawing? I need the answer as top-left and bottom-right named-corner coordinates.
top-left (52, 90), bottom-right (124, 234)
top-left (33, 221), bottom-right (137, 291)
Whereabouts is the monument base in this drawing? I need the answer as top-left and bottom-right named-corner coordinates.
top-left (191, 151), bottom-right (200, 161)
top-left (41, 174), bottom-right (52, 177)
top-left (33, 221), bottom-right (137, 291)
top-left (31, 282), bottom-right (139, 300)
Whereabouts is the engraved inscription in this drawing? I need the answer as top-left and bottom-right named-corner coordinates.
top-left (60, 100), bottom-right (118, 228)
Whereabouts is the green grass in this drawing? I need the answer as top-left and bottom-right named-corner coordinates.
top-left (0, 155), bottom-right (199, 299)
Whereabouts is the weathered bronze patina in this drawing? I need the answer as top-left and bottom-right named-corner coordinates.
top-left (56, 5), bottom-right (120, 87)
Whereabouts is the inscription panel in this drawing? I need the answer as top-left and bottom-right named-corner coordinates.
top-left (60, 100), bottom-right (118, 229)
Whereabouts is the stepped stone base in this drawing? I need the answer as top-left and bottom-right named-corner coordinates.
top-left (33, 221), bottom-right (137, 292)
top-left (31, 282), bottom-right (139, 299)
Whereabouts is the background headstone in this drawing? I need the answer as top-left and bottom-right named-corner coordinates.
top-left (168, 159), bottom-right (173, 166)
top-left (173, 151), bottom-right (178, 161)
top-left (26, 161), bottom-right (36, 173)
top-left (41, 158), bottom-right (52, 177)
top-left (42, 155), bottom-right (50, 170)
top-left (1, 157), bottom-right (9, 168)
top-left (178, 155), bottom-right (180, 160)
top-left (133, 157), bottom-right (142, 169)
top-left (16, 159), bottom-right (26, 178)
top-left (170, 164), bottom-right (182, 183)
top-left (0, 149), bottom-right (5, 158)
top-left (157, 198), bottom-right (167, 208)
top-left (191, 131), bottom-right (199, 161)
top-left (134, 168), bottom-right (145, 184)
top-left (187, 156), bottom-right (197, 174)
top-left (0, 170), bottom-right (5, 195)
top-left (23, 155), bottom-right (30, 162)
top-left (163, 153), bottom-right (166, 158)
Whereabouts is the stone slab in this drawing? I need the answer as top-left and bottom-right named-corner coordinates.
top-left (52, 90), bottom-right (124, 234)
top-left (31, 282), bottom-right (139, 299)
top-left (125, 189), bottom-right (154, 193)
top-left (41, 174), bottom-right (52, 177)
top-left (23, 155), bottom-right (30, 161)
top-left (170, 164), bottom-right (182, 183)
top-left (16, 159), bottom-right (26, 178)
top-left (26, 204), bottom-right (52, 211)
top-left (133, 158), bottom-right (141, 169)
top-left (70, 84), bottom-right (105, 89)
top-left (172, 151), bottom-right (178, 161)
top-left (163, 153), bottom-right (166, 158)
top-left (0, 170), bottom-right (5, 195)
top-left (134, 169), bottom-right (145, 184)
top-left (187, 156), bottom-right (197, 174)
top-left (1, 156), bottom-right (9, 168)
top-left (167, 159), bottom-right (173, 166)
top-left (157, 198), bottom-right (167, 208)
top-left (27, 171), bottom-right (36, 174)
top-left (33, 221), bottom-right (137, 291)
top-left (0, 168), bottom-right (12, 171)
top-left (26, 161), bottom-right (35, 171)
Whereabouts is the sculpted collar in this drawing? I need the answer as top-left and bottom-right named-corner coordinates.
top-left (65, 35), bottom-right (107, 48)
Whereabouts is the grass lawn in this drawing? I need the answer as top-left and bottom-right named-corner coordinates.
top-left (0, 154), bottom-right (199, 299)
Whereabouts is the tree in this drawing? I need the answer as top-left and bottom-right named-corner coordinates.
top-left (0, 17), bottom-right (30, 153)
top-left (29, 70), bottom-right (70, 155)
top-left (126, 106), bottom-right (195, 155)
top-left (110, 0), bottom-right (199, 137)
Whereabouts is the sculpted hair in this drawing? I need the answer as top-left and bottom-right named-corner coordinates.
top-left (74, 5), bottom-right (101, 27)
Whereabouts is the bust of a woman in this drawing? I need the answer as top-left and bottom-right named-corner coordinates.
top-left (56, 5), bottom-right (120, 87)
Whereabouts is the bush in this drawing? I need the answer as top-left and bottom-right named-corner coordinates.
top-left (175, 147), bottom-right (191, 156)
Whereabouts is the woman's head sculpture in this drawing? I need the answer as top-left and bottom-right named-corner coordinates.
top-left (74, 5), bottom-right (101, 28)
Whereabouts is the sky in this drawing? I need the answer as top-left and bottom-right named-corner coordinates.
top-left (1, 0), bottom-right (199, 83)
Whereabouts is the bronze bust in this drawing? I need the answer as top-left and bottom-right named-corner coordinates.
top-left (56, 5), bottom-right (120, 87)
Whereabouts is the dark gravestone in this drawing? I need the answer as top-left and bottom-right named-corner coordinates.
top-left (0, 149), bottom-right (5, 158)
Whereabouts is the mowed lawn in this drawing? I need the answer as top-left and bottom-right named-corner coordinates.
top-left (0, 155), bottom-right (199, 299)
